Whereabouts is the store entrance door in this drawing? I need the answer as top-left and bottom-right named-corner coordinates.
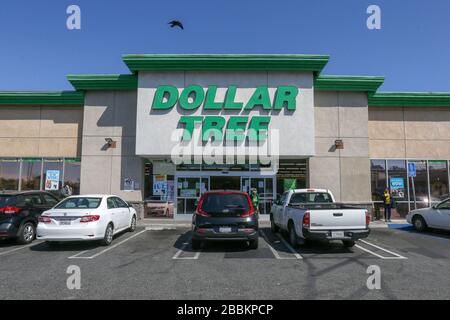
top-left (210, 176), bottom-right (240, 190)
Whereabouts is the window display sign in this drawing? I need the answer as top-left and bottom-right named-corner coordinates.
top-left (45, 170), bottom-right (60, 191)
top-left (390, 177), bottom-right (405, 198)
top-left (124, 178), bottom-right (135, 192)
top-left (180, 189), bottom-right (197, 197)
top-left (153, 175), bottom-right (167, 196)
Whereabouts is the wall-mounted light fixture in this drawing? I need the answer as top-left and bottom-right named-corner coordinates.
top-left (104, 137), bottom-right (117, 149)
top-left (334, 139), bottom-right (344, 150)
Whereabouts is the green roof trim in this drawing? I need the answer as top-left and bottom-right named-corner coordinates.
top-left (122, 54), bottom-right (330, 72)
top-left (315, 75), bottom-right (385, 92)
top-left (67, 74), bottom-right (138, 90)
top-left (0, 91), bottom-right (84, 105)
top-left (369, 92), bottom-right (450, 107)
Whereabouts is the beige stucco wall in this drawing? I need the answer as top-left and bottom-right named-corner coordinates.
top-left (369, 107), bottom-right (450, 159)
top-left (0, 106), bottom-right (83, 157)
top-left (310, 91), bottom-right (371, 203)
top-left (79, 90), bottom-right (144, 202)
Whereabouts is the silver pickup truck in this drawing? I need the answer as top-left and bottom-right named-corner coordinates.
top-left (270, 189), bottom-right (370, 248)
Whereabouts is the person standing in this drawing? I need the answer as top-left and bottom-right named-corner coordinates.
top-left (383, 189), bottom-right (392, 222)
top-left (250, 188), bottom-right (260, 216)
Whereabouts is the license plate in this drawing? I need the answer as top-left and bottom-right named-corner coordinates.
top-left (331, 231), bottom-right (345, 238)
top-left (219, 227), bottom-right (232, 233)
top-left (60, 221), bottom-right (71, 226)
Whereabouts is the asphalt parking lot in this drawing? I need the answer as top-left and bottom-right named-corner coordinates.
top-left (0, 225), bottom-right (449, 300)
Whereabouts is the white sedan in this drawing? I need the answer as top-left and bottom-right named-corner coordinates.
top-left (406, 198), bottom-right (450, 232)
top-left (37, 195), bottom-right (137, 246)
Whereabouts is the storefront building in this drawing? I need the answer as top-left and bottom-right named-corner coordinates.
top-left (1, 54), bottom-right (450, 220)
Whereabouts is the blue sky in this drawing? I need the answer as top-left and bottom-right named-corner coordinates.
top-left (0, 0), bottom-right (449, 92)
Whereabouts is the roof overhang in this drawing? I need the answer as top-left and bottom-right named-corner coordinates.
top-left (0, 91), bottom-right (84, 106)
top-left (67, 74), bottom-right (138, 91)
top-left (122, 54), bottom-right (330, 73)
top-left (314, 75), bottom-right (385, 92)
top-left (368, 92), bottom-right (450, 107)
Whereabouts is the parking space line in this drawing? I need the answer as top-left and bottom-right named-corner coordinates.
top-left (68, 229), bottom-right (147, 260)
top-left (0, 241), bottom-right (42, 257)
top-left (354, 244), bottom-right (388, 259)
top-left (172, 240), bottom-right (201, 260)
top-left (274, 233), bottom-right (303, 259)
top-left (260, 230), bottom-right (300, 260)
top-left (359, 240), bottom-right (408, 259)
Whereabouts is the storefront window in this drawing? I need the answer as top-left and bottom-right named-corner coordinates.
top-left (21, 158), bottom-right (42, 191)
top-left (429, 160), bottom-right (449, 202)
top-left (0, 158), bottom-right (20, 191)
top-left (407, 160), bottom-right (428, 203)
top-left (387, 160), bottom-right (407, 201)
top-left (64, 158), bottom-right (81, 195)
top-left (371, 160), bottom-right (386, 201)
top-left (43, 159), bottom-right (63, 194)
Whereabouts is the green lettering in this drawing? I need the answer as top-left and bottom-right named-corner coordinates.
top-left (248, 116), bottom-right (270, 141)
top-left (274, 86), bottom-right (298, 110)
top-left (224, 85), bottom-right (243, 110)
top-left (178, 116), bottom-right (203, 141)
top-left (179, 85), bottom-right (205, 110)
top-left (245, 86), bottom-right (271, 110)
top-left (152, 85), bottom-right (178, 110)
top-left (226, 116), bottom-right (249, 141)
top-left (202, 116), bottom-right (226, 142)
top-left (204, 85), bottom-right (223, 109)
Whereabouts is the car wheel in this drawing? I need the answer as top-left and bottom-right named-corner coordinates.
top-left (342, 240), bottom-right (355, 248)
top-left (101, 223), bottom-right (114, 246)
top-left (288, 223), bottom-right (298, 248)
top-left (270, 215), bottom-right (279, 233)
top-left (192, 239), bottom-right (201, 250)
top-left (249, 238), bottom-right (259, 250)
top-left (18, 222), bottom-right (35, 244)
top-left (413, 215), bottom-right (427, 232)
top-left (129, 215), bottom-right (137, 232)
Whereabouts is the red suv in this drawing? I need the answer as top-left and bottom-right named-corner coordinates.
top-left (191, 191), bottom-right (259, 250)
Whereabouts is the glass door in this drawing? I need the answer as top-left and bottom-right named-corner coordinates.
top-left (241, 176), bottom-right (275, 215)
top-left (176, 176), bottom-right (209, 215)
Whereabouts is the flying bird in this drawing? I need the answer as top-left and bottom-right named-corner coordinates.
top-left (168, 20), bottom-right (184, 30)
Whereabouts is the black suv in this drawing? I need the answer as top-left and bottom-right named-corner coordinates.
top-left (0, 191), bottom-right (60, 244)
top-left (191, 191), bottom-right (259, 250)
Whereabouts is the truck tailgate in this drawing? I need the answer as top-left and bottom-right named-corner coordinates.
top-left (309, 209), bottom-right (366, 230)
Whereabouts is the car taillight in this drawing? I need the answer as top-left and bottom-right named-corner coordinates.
top-left (0, 206), bottom-right (22, 214)
top-left (241, 208), bottom-right (255, 218)
top-left (196, 208), bottom-right (211, 217)
top-left (195, 197), bottom-right (211, 217)
top-left (80, 215), bottom-right (100, 223)
top-left (38, 216), bottom-right (52, 224)
top-left (302, 212), bottom-right (310, 228)
top-left (365, 210), bottom-right (370, 227)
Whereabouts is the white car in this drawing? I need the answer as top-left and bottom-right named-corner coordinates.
top-left (37, 195), bottom-right (137, 246)
top-left (406, 198), bottom-right (450, 232)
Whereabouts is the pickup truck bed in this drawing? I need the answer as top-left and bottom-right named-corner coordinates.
top-left (271, 189), bottom-right (370, 247)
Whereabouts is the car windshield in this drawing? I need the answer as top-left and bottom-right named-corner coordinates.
top-left (201, 193), bottom-right (250, 213)
top-left (55, 197), bottom-right (102, 209)
top-left (0, 195), bottom-right (15, 207)
top-left (290, 192), bottom-right (333, 204)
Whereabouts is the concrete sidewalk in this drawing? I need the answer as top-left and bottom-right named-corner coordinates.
top-left (138, 218), bottom-right (409, 230)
